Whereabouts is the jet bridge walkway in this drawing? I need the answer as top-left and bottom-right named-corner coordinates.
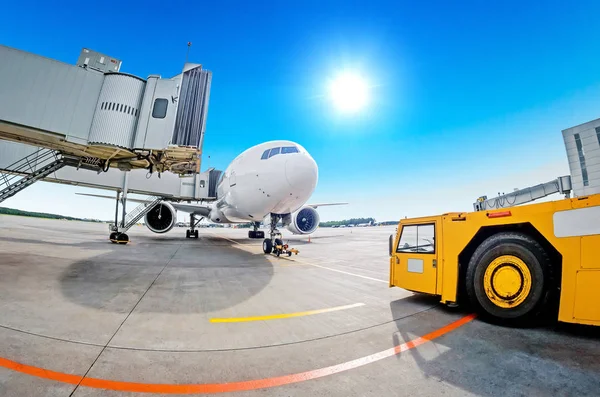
top-left (473, 176), bottom-right (573, 211)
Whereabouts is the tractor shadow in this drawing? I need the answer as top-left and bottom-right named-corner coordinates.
top-left (389, 295), bottom-right (600, 396)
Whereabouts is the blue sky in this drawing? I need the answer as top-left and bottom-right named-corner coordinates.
top-left (3, 1), bottom-right (600, 222)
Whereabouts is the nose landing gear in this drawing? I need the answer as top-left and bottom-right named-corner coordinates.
top-left (262, 214), bottom-right (299, 256)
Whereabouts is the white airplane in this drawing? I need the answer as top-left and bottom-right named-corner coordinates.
top-left (79, 140), bottom-right (346, 253)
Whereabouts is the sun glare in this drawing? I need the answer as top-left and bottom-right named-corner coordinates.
top-left (328, 72), bottom-right (370, 113)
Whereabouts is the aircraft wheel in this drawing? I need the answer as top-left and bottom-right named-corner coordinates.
top-left (194, 230), bottom-right (199, 238)
top-left (465, 232), bottom-right (555, 325)
top-left (186, 230), bottom-right (191, 238)
top-left (109, 232), bottom-right (118, 243)
top-left (288, 251), bottom-right (292, 257)
top-left (263, 238), bottom-right (273, 254)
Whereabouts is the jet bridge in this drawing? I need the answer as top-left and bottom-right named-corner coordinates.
top-left (0, 45), bottom-right (212, 176)
top-left (474, 117), bottom-right (600, 211)
top-left (0, 141), bottom-right (221, 203)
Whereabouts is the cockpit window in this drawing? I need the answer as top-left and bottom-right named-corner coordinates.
top-left (261, 146), bottom-right (299, 159)
top-left (269, 147), bottom-right (281, 158)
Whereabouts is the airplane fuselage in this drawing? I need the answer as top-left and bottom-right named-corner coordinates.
top-left (209, 140), bottom-right (318, 223)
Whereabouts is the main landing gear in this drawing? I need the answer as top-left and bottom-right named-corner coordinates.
top-left (248, 221), bottom-right (265, 239)
top-left (262, 214), bottom-right (299, 256)
top-left (186, 214), bottom-right (202, 239)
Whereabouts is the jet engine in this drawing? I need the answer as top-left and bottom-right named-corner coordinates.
top-left (144, 202), bottom-right (177, 233)
top-left (285, 206), bottom-right (320, 235)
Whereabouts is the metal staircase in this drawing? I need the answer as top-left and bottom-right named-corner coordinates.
top-left (0, 149), bottom-right (65, 203)
top-left (110, 196), bottom-right (162, 232)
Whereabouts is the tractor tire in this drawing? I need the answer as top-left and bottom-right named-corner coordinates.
top-left (465, 231), bottom-right (555, 325)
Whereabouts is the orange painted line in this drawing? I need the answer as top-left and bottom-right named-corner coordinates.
top-left (0, 356), bottom-right (82, 385)
top-left (0, 314), bottom-right (476, 394)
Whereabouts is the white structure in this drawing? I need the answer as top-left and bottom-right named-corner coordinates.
top-left (0, 45), bottom-right (212, 175)
top-left (562, 117), bottom-right (600, 197)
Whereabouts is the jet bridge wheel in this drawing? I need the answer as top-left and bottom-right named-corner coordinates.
top-left (465, 231), bottom-right (554, 325)
top-left (110, 233), bottom-right (129, 245)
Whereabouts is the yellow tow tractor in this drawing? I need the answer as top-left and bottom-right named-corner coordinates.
top-left (262, 234), bottom-right (299, 257)
top-left (273, 238), bottom-right (299, 257)
top-left (389, 117), bottom-right (600, 326)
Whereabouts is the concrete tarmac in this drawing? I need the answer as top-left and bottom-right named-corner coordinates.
top-left (0, 215), bottom-right (599, 396)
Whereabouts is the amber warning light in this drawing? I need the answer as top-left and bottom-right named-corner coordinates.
top-left (486, 211), bottom-right (512, 218)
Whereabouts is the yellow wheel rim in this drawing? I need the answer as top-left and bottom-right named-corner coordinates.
top-left (483, 255), bottom-right (532, 308)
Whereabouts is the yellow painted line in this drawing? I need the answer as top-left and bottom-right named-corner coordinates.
top-left (210, 302), bottom-right (365, 323)
top-left (211, 232), bottom-right (388, 283)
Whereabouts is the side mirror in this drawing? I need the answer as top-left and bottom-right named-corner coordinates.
top-left (389, 234), bottom-right (394, 257)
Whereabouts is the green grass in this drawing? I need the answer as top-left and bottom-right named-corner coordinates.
top-left (0, 207), bottom-right (107, 223)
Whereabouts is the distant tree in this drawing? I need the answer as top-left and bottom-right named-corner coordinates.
top-left (0, 207), bottom-right (110, 223)
top-left (319, 217), bottom-right (376, 227)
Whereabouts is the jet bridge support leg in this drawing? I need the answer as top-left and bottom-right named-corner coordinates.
top-left (108, 173), bottom-right (131, 244)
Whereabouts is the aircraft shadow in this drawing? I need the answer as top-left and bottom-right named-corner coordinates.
top-left (58, 234), bottom-right (274, 314)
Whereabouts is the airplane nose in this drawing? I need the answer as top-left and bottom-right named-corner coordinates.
top-left (285, 154), bottom-right (318, 191)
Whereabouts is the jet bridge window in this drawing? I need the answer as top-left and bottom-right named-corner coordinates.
top-left (396, 224), bottom-right (435, 254)
top-left (152, 98), bottom-right (169, 119)
top-left (281, 146), bottom-right (299, 154)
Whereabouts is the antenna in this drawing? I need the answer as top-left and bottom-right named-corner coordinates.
top-left (186, 42), bottom-right (192, 63)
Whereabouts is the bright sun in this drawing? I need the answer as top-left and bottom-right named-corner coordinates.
top-left (328, 72), bottom-right (369, 113)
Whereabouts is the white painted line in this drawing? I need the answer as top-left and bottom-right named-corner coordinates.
top-left (211, 232), bottom-right (389, 284)
top-left (294, 259), bottom-right (389, 284)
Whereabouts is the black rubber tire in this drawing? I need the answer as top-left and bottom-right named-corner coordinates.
top-left (194, 230), bottom-right (199, 238)
top-left (274, 238), bottom-right (283, 246)
top-left (263, 238), bottom-right (273, 254)
top-left (465, 231), bottom-right (554, 325)
top-left (116, 233), bottom-right (129, 245)
top-left (186, 230), bottom-right (191, 238)
top-left (109, 232), bottom-right (118, 243)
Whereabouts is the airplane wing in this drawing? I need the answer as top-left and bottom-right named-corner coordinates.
top-left (306, 203), bottom-right (349, 208)
top-left (75, 193), bottom-right (211, 217)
